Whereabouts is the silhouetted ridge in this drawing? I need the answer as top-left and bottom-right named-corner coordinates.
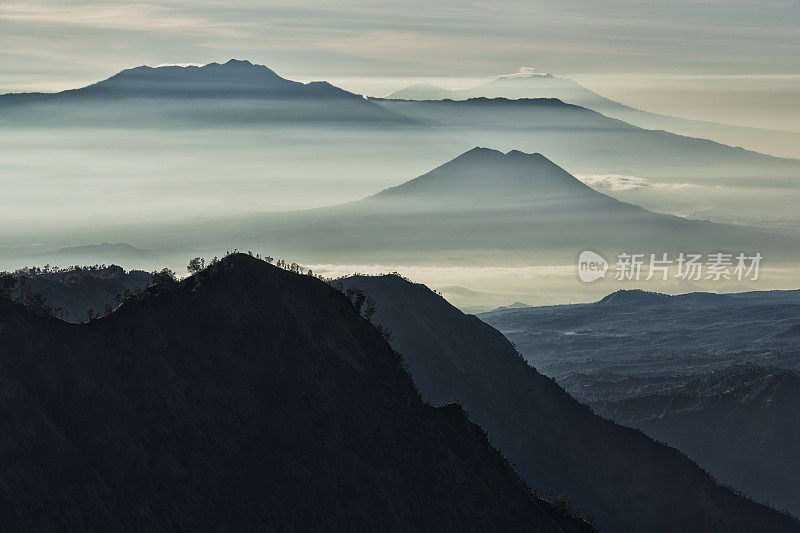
top-left (0, 253), bottom-right (590, 531)
top-left (342, 274), bottom-right (800, 532)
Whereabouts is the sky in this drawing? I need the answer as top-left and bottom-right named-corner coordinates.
top-left (2, 0), bottom-right (799, 129)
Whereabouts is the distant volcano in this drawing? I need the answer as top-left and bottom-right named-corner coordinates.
top-left (0, 59), bottom-right (402, 124)
top-left (234, 147), bottom-right (793, 264)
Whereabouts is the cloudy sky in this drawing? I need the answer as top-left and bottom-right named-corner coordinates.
top-left (2, 0), bottom-right (799, 129)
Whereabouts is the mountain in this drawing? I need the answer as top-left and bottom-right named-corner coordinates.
top-left (371, 99), bottom-right (799, 184)
top-left (4, 61), bottom-right (798, 232)
top-left (386, 73), bottom-right (800, 158)
top-left (38, 242), bottom-right (161, 261)
top-left (387, 73), bottom-right (616, 108)
top-left (340, 274), bottom-right (800, 532)
top-left (591, 364), bottom-right (800, 517)
top-left (76, 59), bottom-right (352, 100)
top-left (0, 253), bottom-right (590, 531)
top-left (491, 301), bottom-right (531, 311)
top-left (479, 287), bottom-right (800, 378)
top-left (221, 147), bottom-right (795, 265)
top-left (0, 60), bottom-right (404, 125)
top-left (596, 288), bottom-right (800, 307)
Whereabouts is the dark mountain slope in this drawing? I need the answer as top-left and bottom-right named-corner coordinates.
top-left (341, 274), bottom-right (800, 532)
top-left (593, 364), bottom-right (800, 516)
top-left (0, 254), bottom-right (588, 531)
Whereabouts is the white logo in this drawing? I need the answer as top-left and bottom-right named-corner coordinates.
top-left (578, 250), bottom-right (608, 283)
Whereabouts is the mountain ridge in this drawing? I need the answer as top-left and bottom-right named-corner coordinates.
top-left (386, 73), bottom-right (800, 158)
top-left (341, 273), bottom-right (800, 532)
top-left (0, 253), bottom-right (591, 531)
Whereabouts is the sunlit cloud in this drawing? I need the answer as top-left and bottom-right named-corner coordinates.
top-left (0, 3), bottom-right (206, 30)
top-left (576, 174), bottom-right (699, 192)
top-left (0, 2), bottom-right (255, 40)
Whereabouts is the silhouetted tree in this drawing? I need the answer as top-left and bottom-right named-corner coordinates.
top-left (151, 268), bottom-right (178, 287)
top-left (549, 495), bottom-right (582, 520)
top-left (85, 307), bottom-right (96, 321)
top-left (376, 324), bottom-right (393, 343)
top-left (52, 305), bottom-right (69, 321)
top-left (0, 272), bottom-right (14, 299)
top-left (187, 257), bottom-right (205, 274)
top-left (363, 297), bottom-right (376, 321)
top-left (16, 275), bottom-right (27, 302)
top-left (345, 287), bottom-right (368, 314)
top-left (24, 291), bottom-right (52, 317)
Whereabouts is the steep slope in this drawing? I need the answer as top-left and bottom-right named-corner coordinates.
top-left (592, 364), bottom-right (800, 517)
top-left (341, 274), bottom-right (800, 532)
top-left (0, 254), bottom-right (588, 531)
top-left (386, 73), bottom-right (800, 158)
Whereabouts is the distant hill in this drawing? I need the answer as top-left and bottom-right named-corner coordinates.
top-left (40, 243), bottom-right (158, 261)
top-left (592, 364), bottom-right (800, 517)
top-left (597, 288), bottom-right (800, 307)
top-left (0, 254), bottom-right (589, 531)
top-left (491, 301), bottom-right (531, 312)
top-left (341, 274), bottom-right (800, 532)
top-left (480, 287), bottom-right (800, 378)
top-left (386, 72), bottom-right (800, 158)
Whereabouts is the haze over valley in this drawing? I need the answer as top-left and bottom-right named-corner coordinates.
top-left (2, 3), bottom-right (800, 528)
top-left (2, 61), bottom-right (800, 306)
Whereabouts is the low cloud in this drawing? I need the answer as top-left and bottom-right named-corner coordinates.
top-left (497, 66), bottom-right (550, 79)
top-left (576, 174), bottom-right (699, 192)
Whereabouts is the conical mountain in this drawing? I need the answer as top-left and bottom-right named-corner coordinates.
top-left (235, 148), bottom-right (793, 264)
top-left (372, 147), bottom-right (599, 205)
